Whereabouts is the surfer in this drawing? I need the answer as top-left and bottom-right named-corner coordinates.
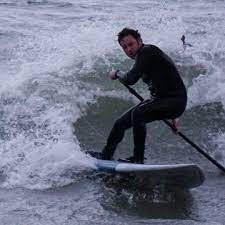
top-left (181, 35), bottom-right (193, 49)
top-left (89, 28), bottom-right (187, 164)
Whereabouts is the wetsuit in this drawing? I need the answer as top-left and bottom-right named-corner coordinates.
top-left (102, 44), bottom-right (187, 163)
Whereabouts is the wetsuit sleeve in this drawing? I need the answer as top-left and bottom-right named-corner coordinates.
top-left (116, 53), bottom-right (143, 85)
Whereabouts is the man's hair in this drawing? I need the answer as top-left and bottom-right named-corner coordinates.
top-left (117, 27), bottom-right (142, 43)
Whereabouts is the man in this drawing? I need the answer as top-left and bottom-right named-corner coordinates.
top-left (89, 27), bottom-right (187, 164)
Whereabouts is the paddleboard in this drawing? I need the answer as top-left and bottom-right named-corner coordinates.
top-left (94, 159), bottom-right (205, 189)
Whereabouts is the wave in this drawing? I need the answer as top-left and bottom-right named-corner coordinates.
top-left (0, 0), bottom-right (225, 189)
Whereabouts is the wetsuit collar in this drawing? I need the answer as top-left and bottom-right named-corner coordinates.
top-left (136, 43), bottom-right (145, 55)
top-left (134, 43), bottom-right (144, 59)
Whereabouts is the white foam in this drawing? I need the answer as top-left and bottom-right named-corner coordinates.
top-left (0, 116), bottom-right (96, 189)
top-left (187, 68), bottom-right (225, 109)
top-left (0, 14), bottom-right (115, 189)
top-left (1, 0), bottom-right (225, 189)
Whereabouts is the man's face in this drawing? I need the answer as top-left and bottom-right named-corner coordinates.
top-left (119, 35), bottom-right (142, 59)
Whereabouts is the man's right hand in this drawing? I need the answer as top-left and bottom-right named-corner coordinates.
top-left (109, 69), bottom-right (118, 80)
top-left (171, 118), bottom-right (179, 134)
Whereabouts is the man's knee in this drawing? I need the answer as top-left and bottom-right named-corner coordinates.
top-left (113, 118), bottom-right (127, 130)
top-left (131, 108), bottom-right (143, 126)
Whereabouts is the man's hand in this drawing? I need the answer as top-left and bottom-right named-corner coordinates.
top-left (171, 118), bottom-right (179, 133)
top-left (109, 69), bottom-right (118, 80)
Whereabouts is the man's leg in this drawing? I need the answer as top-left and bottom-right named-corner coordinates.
top-left (102, 103), bottom-right (142, 159)
top-left (102, 118), bottom-right (130, 159)
top-left (132, 122), bottom-right (146, 163)
top-left (131, 98), bottom-right (183, 163)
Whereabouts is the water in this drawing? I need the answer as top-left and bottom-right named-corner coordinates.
top-left (0, 0), bottom-right (225, 224)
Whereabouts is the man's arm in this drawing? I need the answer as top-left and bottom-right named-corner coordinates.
top-left (109, 54), bottom-right (143, 85)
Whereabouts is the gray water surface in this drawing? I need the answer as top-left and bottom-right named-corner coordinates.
top-left (1, 0), bottom-right (225, 224)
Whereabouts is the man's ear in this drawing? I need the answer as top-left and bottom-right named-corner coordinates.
top-left (138, 39), bottom-right (143, 46)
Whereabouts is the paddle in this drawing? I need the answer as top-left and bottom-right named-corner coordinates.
top-left (121, 82), bottom-right (225, 173)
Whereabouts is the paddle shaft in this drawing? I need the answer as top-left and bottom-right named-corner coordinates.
top-left (121, 82), bottom-right (225, 173)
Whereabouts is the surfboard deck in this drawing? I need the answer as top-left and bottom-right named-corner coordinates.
top-left (94, 159), bottom-right (205, 189)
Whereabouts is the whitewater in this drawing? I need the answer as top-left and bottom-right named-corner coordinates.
top-left (0, 0), bottom-right (225, 224)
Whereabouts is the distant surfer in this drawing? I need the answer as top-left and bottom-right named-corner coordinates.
top-left (89, 28), bottom-right (187, 163)
top-left (181, 35), bottom-right (193, 49)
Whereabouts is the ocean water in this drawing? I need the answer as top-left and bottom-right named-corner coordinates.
top-left (0, 0), bottom-right (225, 224)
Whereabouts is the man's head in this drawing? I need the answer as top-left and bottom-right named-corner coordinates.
top-left (118, 28), bottom-right (143, 59)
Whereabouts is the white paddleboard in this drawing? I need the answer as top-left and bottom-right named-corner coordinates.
top-left (95, 159), bottom-right (205, 189)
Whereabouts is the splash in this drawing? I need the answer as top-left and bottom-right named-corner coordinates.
top-left (1, 0), bottom-right (225, 189)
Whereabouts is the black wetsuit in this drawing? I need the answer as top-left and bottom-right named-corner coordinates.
top-left (102, 44), bottom-right (187, 163)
